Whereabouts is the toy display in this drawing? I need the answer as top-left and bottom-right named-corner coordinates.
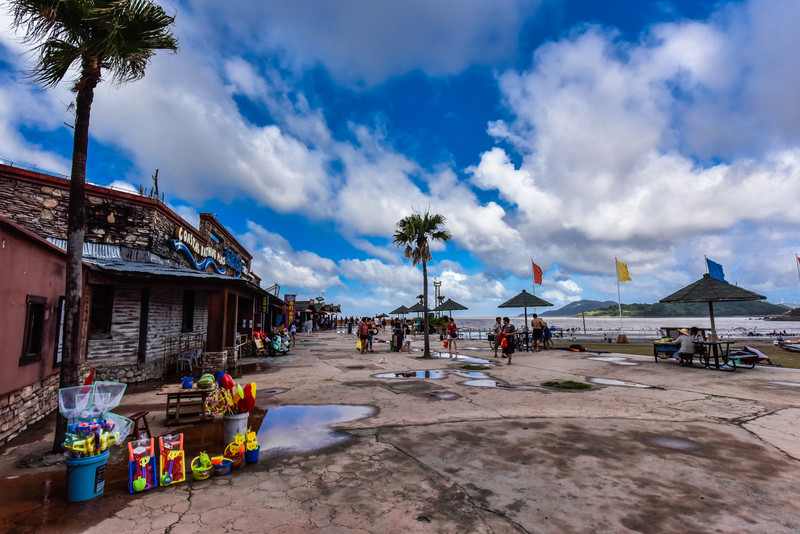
top-left (59, 382), bottom-right (132, 457)
top-left (158, 434), bottom-right (186, 486)
top-left (191, 452), bottom-right (213, 481)
top-left (204, 375), bottom-right (257, 417)
top-left (224, 433), bottom-right (246, 468)
top-left (128, 438), bottom-right (157, 493)
top-left (211, 456), bottom-right (233, 476)
top-left (245, 429), bottom-right (260, 463)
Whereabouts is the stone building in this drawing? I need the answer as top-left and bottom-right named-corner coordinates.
top-left (0, 162), bottom-right (284, 446)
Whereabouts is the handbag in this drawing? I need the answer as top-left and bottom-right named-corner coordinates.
top-left (443, 340), bottom-right (449, 348)
top-left (356, 339), bottom-right (362, 351)
top-left (501, 337), bottom-right (508, 348)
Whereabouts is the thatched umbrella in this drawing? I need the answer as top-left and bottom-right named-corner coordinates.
top-left (389, 305), bottom-right (410, 317)
top-left (434, 298), bottom-right (468, 318)
top-left (659, 273), bottom-right (766, 340)
top-left (499, 290), bottom-right (554, 350)
top-left (407, 302), bottom-right (426, 318)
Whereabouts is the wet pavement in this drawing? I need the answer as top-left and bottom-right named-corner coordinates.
top-left (3, 331), bottom-right (800, 532)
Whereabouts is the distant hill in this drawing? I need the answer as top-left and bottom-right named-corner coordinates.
top-left (766, 307), bottom-right (800, 321)
top-left (584, 301), bottom-right (789, 317)
top-left (540, 300), bottom-right (617, 317)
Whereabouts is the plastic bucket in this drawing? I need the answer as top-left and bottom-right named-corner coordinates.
top-left (222, 412), bottom-right (249, 445)
top-left (245, 446), bottom-right (260, 463)
top-left (65, 450), bottom-right (110, 502)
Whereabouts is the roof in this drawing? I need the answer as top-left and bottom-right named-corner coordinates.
top-left (498, 290), bottom-right (554, 308)
top-left (660, 274), bottom-right (766, 303)
top-left (434, 298), bottom-right (468, 311)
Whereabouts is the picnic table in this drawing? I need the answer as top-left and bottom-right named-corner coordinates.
top-left (156, 383), bottom-right (216, 425)
top-left (696, 340), bottom-right (737, 371)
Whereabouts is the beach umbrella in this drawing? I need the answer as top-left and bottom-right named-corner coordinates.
top-left (389, 305), bottom-right (410, 316)
top-left (498, 290), bottom-right (554, 343)
top-left (407, 302), bottom-right (426, 317)
top-left (659, 273), bottom-right (765, 340)
top-left (434, 298), bottom-right (468, 318)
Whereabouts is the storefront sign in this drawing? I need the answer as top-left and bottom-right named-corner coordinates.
top-left (172, 226), bottom-right (226, 275)
top-left (285, 295), bottom-right (296, 328)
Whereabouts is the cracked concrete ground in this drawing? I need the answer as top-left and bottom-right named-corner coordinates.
top-left (2, 330), bottom-right (800, 533)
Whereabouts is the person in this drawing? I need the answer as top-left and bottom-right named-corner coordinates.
top-left (542, 321), bottom-right (554, 350)
top-left (491, 316), bottom-right (502, 358)
top-left (502, 317), bottom-right (516, 364)
top-left (358, 317), bottom-right (370, 354)
top-left (531, 314), bottom-right (546, 352)
top-left (672, 328), bottom-right (696, 365)
top-left (401, 322), bottom-right (414, 352)
top-left (289, 321), bottom-right (297, 347)
top-left (367, 318), bottom-right (376, 352)
top-left (446, 317), bottom-right (458, 357)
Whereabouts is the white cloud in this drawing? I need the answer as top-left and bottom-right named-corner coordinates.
top-left (191, 0), bottom-right (542, 87)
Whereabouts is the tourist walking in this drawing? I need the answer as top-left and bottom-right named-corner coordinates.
top-left (358, 318), bottom-right (370, 354)
top-left (502, 317), bottom-right (516, 364)
top-left (531, 314), bottom-right (546, 352)
top-left (491, 316), bottom-right (502, 358)
top-left (446, 316), bottom-right (458, 357)
top-left (401, 322), bottom-right (414, 352)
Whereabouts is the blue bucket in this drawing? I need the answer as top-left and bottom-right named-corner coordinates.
top-left (65, 450), bottom-right (110, 502)
top-left (244, 446), bottom-right (260, 463)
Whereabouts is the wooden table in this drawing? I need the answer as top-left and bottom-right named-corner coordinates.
top-left (156, 384), bottom-right (216, 425)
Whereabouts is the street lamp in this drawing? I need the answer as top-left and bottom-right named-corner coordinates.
top-left (433, 278), bottom-right (442, 318)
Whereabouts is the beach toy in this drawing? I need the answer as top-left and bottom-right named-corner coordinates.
top-left (58, 385), bottom-right (94, 423)
top-left (181, 377), bottom-right (194, 389)
top-left (191, 452), bottom-right (213, 481)
top-left (92, 381), bottom-right (127, 415)
top-left (224, 433), bottom-right (246, 468)
top-left (219, 373), bottom-right (235, 390)
top-left (158, 434), bottom-right (186, 486)
top-left (133, 458), bottom-right (149, 491)
top-left (239, 383), bottom-right (256, 413)
top-left (128, 439), bottom-right (156, 493)
top-left (211, 456), bottom-right (233, 476)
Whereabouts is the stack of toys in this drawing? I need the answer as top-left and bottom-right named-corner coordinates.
top-left (128, 438), bottom-right (157, 493)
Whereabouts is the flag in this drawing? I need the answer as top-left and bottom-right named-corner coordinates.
top-left (706, 258), bottom-right (726, 282)
top-left (616, 259), bottom-right (631, 282)
top-left (532, 260), bottom-right (543, 285)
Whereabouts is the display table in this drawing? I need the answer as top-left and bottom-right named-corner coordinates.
top-left (156, 384), bottom-right (216, 425)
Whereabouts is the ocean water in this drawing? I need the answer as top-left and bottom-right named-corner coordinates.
top-left (452, 316), bottom-right (800, 340)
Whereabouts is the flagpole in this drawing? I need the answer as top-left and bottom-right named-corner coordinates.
top-left (796, 254), bottom-right (800, 303)
top-left (615, 257), bottom-right (623, 330)
top-left (531, 259), bottom-right (537, 315)
top-left (704, 255), bottom-right (709, 275)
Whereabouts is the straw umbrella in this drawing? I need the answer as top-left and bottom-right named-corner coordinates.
top-left (433, 298), bottom-right (469, 317)
top-left (498, 290), bottom-right (554, 351)
top-left (389, 305), bottom-right (410, 317)
top-left (659, 273), bottom-right (766, 341)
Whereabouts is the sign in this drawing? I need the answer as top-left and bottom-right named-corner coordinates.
top-left (171, 226), bottom-right (241, 276)
top-left (285, 295), bottom-right (296, 328)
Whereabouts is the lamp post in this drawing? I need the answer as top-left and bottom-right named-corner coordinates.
top-left (433, 278), bottom-right (442, 318)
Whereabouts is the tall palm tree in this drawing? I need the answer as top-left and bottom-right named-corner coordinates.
top-left (393, 210), bottom-right (452, 358)
top-left (9, 0), bottom-right (178, 451)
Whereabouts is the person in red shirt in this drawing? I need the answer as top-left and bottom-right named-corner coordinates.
top-left (446, 317), bottom-right (458, 358)
top-left (358, 318), bottom-right (370, 354)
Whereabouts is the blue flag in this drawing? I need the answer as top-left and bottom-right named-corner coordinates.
top-left (706, 258), bottom-right (726, 282)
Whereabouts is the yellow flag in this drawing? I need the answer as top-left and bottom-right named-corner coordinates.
top-left (616, 259), bottom-right (631, 282)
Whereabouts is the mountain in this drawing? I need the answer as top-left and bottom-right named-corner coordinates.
top-left (540, 300), bottom-right (617, 317)
top-left (583, 301), bottom-right (789, 317)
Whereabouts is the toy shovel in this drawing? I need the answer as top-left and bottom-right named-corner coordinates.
top-left (133, 457), bottom-right (148, 492)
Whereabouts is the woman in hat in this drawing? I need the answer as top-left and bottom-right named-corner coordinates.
top-left (672, 328), bottom-right (696, 366)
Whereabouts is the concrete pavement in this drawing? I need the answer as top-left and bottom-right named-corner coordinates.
top-left (2, 329), bottom-right (800, 533)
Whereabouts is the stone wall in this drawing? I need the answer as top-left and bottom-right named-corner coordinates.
top-left (0, 373), bottom-right (60, 446)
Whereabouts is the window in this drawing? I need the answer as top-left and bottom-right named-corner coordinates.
top-left (20, 295), bottom-right (47, 365)
top-left (89, 285), bottom-right (114, 336)
top-left (53, 296), bottom-right (65, 366)
top-left (182, 290), bottom-right (195, 333)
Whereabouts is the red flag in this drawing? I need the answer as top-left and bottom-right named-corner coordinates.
top-left (532, 260), bottom-right (543, 285)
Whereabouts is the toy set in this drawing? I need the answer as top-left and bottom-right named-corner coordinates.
top-left (127, 430), bottom-right (260, 492)
top-left (60, 382), bottom-right (133, 457)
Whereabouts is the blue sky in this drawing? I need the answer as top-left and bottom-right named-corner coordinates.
top-left (2, 0), bottom-right (800, 316)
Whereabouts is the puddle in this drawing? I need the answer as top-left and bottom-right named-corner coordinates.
top-left (587, 356), bottom-right (638, 366)
top-left (646, 436), bottom-right (702, 452)
top-left (428, 391), bottom-right (461, 400)
top-left (373, 370), bottom-right (448, 379)
top-left (587, 377), bottom-right (652, 388)
top-left (261, 388), bottom-right (287, 396)
top-left (451, 371), bottom-right (490, 378)
top-left (460, 379), bottom-right (508, 388)
top-left (256, 404), bottom-right (376, 455)
top-left (769, 381), bottom-right (800, 387)
top-left (428, 351), bottom-right (492, 364)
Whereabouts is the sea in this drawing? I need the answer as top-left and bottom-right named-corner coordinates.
top-left (452, 316), bottom-right (800, 341)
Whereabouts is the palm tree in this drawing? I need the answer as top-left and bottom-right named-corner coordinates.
top-left (393, 210), bottom-right (452, 357)
top-left (9, 0), bottom-right (178, 451)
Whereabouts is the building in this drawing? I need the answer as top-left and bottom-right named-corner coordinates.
top-left (0, 162), bottom-right (284, 445)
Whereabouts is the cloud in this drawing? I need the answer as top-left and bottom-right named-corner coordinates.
top-left (191, 0), bottom-right (542, 87)
top-left (240, 221), bottom-right (342, 292)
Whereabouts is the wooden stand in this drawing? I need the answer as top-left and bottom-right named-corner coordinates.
top-left (156, 385), bottom-right (215, 425)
